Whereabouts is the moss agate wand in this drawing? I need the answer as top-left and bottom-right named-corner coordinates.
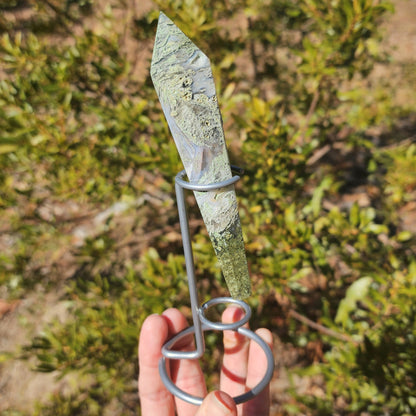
top-left (150, 12), bottom-right (274, 406)
top-left (150, 12), bottom-right (250, 300)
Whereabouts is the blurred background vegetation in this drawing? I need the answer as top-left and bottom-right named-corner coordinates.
top-left (0, 0), bottom-right (415, 415)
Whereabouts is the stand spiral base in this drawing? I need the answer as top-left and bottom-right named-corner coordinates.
top-left (159, 297), bottom-right (274, 406)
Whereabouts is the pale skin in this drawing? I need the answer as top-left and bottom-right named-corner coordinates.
top-left (138, 306), bottom-right (273, 416)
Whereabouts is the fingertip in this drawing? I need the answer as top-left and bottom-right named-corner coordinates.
top-left (162, 307), bottom-right (182, 318)
top-left (255, 328), bottom-right (273, 348)
top-left (140, 314), bottom-right (165, 340)
top-left (162, 307), bottom-right (189, 337)
top-left (138, 314), bottom-right (168, 359)
top-left (222, 306), bottom-right (249, 353)
top-left (162, 307), bottom-right (187, 326)
top-left (196, 391), bottom-right (237, 415)
top-left (214, 391), bottom-right (236, 412)
top-left (221, 305), bottom-right (245, 324)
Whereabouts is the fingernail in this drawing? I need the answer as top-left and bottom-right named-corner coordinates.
top-left (214, 391), bottom-right (235, 412)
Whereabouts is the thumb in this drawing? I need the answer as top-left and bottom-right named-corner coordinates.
top-left (195, 391), bottom-right (237, 416)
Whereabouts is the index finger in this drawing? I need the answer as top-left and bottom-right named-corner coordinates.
top-left (138, 314), bottom-right (175, 416)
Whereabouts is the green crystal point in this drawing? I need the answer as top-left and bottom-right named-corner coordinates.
top-left (150, 12), bottom-right (251, 299)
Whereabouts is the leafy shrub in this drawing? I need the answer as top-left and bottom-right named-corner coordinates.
top-left (295, 263), bottom-right (416, 415)
top-left (24, 249), bottom-right (188, 415)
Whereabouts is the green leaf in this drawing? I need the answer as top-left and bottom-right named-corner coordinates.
top-left (335, 276), bottom-right (373, 326)
top-left (397, 231), bottom-right (413, 242)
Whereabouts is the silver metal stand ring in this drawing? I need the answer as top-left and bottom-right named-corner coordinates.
top-left (158, 325), bottom-right (274, 406)
top-left (175, 166), bottom-right (243, 192)
top-left (199, 297), bottom-right (251, 331)
top-left (175, 170), bottom-right (240, 192)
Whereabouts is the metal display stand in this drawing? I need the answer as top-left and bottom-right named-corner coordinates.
top-left (158, 167), bottom-right (275, 406)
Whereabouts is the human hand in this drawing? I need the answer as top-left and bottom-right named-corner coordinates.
top-left (138, 306), bottom-right (273, 416)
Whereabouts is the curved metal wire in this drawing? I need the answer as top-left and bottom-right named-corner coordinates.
top-left (159, 321), bottom-right (275, 406)
top-left (159, 167), bottom-right (274, 405)
top-left (199, 296), bottom-right (251, 331)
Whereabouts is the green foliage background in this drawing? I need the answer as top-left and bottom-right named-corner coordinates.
top-left (0, 0), bottom-right (415, 415)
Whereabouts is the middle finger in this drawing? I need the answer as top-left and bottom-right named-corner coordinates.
top-left (220, 306), bottom-right (250, 401)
